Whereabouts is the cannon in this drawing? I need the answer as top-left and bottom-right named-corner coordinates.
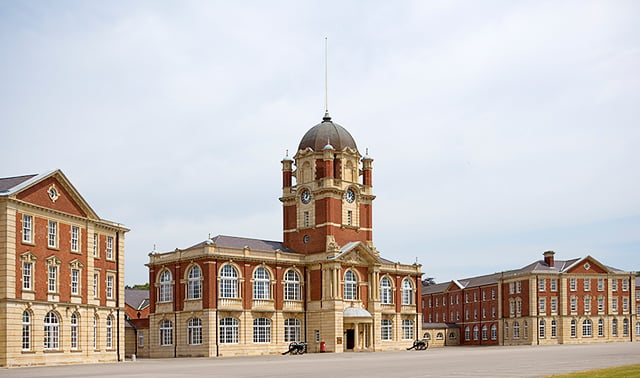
top-left (282, 342), bottom-right (308, 355)
top-left (406, 339), bottom-right (428, 350)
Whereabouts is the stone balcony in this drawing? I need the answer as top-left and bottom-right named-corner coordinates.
top-left (252, 299), bottom-right (275, 311)
top-left (218, 298), bottom-right (243, 310)
top-left (283, 300), bottom-right (304, 312)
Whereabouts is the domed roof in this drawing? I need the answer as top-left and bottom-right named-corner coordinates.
top-left (298, 113), bottom-right (358, 152)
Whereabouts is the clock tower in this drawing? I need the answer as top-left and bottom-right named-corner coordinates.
top-left (280, 112), bottom-right (374, 255)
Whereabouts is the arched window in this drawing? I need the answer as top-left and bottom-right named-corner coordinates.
top-left (402, 319), bottom-right (414, 340)
top-left (187, 265), bottom-right (202, 300)
top-left (402, 278), bottom-right (413, 305)
top-left (284, 270), bottom-right (301, 301)
top-left (623, 318), bottom-right (629, 336)
top-left (490, 324), bottom-right (497, 340)
top-left (481, 325), bottom-right (488, 340)
top-left (220, 317), bottom-right (239, 344)
top-left (635, 321), bottom-right (640, 336)
top-left (504, 322), bottom-right (509, 339)
top-left (344, 270), bottom-right (357, 300)
top-left (465, 326), bottom-right (470, 341)
top-left (188, 318), bottom-right (202, 345)
top-left (551, 319), bottom-right (557, 337)
top-left (513, 322), bottom-right (520, 339)
top-left (380, 277), bottom-right (392, 304)
top-left (159, 319), bottom-right (173, 346)
top-left (253, 318), bottom-right (271, 343)
top-left (381, 319), bottom-right (393, 341)
top-left (106, 315), bottom-right (114, 349)
top-left (423, 332), bottom-right (431, 340)
top-left (473, 325), bottom-right (479, 341)
top-left (253, 267), bottom-right (270, 300)
top-left (71, 313), bottom-right (79, 350)
top-left (583, 319), bottom-right (592, 337)
top-left (539, 320), bottom-right (546, 338)
top-left (22, 310), bottom-right (31, 351)
top-left (524, 320), bottom-right (529, 339)
top-left (93, 315), bottom-right (98, 350)
top-left (598, 318), bottom-right (605, 337)
top-left (44, 312), bottom-right (59, 350)
top-left (570, 319), bottom-right (576, 337)
top-left (159, 270), bottom-right (172, 302)
top-left (436, 332), bottom-right (444, 340)
top-left (284, 318), bottom-right (301, 342)
top-left (220, 265), bottom-right (239, 298)
top-left (612, 318), bottom-right (618, 336)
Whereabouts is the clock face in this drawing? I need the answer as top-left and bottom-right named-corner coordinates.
top-left (301, 189), bottom-right (311, 204)
top-left (345, 188), bottom-right (355, 203)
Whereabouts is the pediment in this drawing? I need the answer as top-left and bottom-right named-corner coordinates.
top-left (565, 256), bottom-right (611, 274)
top-left (14, 170), bottom-right (99, 219)
top-left (332, 242), bottom-right (381, 265)
top-left (20, 251), bottom-right (37, 262)
top-left (445, 280), bottom-right (464, 292)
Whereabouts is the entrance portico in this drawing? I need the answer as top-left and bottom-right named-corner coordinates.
top-left (343, 306), bottom-right (373, 351)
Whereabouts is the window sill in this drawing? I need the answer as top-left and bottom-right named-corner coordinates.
top-left (22, 241), bottom-right (35, 246)
top-left (21, 350), bottom-right (35, 354)
top-left (44, 350), bottom-right (63, 353)
top-left (71, 250), bottom-right (82, 255)
top-left (71, 349), bottom-right (83, 353)
top-left (47, 246), bottom-right (60, 251)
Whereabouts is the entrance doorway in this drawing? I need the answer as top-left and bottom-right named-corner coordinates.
top-left (346, 329), bottom-right (355, 350)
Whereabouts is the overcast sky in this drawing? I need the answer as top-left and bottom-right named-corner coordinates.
top-left (2, 1), bottom-right (639, 285)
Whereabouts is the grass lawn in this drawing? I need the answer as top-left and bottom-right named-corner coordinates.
top-left (547, 364), bottom-right (640, 377)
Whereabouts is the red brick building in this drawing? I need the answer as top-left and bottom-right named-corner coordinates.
top-left (0, 170), bottom-right (128, 366)
top-left (422, 251), bottom-right (638, 346)
top-left (145, 113), bottom-right (423, 357)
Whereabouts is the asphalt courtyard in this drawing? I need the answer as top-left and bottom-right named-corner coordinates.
top-left (3, 342), bottom-right (640, 378)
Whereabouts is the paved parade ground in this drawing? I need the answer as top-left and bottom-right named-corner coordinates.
top-left (3, 342), bottom-right (640, 378)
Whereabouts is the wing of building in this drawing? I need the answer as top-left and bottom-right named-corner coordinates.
top-left (421, 251), bottom-right (639, 346)
top-left (0, 170), bottom-right (128, 367)
top-left (145, 113), bottom-right (423, 357)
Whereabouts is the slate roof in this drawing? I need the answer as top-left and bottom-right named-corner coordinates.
top-left (183, 235), bottom-right (292, 253)
top-left (125, 289), bottom-right (149, 310)
top-left (422, 282), bottom-right (450, 295)
top-left (457, 272), bottom-right (505, 289)
top-left (210, 235), bottom-right (291, 252)
top-left (0, 174), bottom-right (39, 194)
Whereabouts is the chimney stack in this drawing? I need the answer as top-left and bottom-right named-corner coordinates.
top-left (543, 251), bottom-right (555, 267)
